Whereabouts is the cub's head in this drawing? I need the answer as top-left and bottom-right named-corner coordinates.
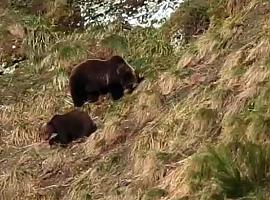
top-left (110, 55), bottom-right (144, 92)
top-left (39, 117), bottom-right (59, 142)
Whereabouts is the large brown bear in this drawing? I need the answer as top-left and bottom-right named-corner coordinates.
top-left (40, 110), bottom-right (97, 146)
top-left (69, 55), bottom-right (144, 107)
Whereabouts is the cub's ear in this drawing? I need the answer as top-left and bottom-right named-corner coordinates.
top-left (39, 122), bottom-right (49, 140)
top-left (39, 122), bottom-right (47, 132)
top-left (39, 122), bottom-right (57, 141)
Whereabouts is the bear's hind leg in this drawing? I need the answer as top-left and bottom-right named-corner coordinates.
top-left (109, 84), bottom-right (124, 100)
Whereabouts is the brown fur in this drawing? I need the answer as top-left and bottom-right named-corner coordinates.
top-left (40, 110), bottom-right (97, 146)
top-left (69, 55), bottom-right (144, 107)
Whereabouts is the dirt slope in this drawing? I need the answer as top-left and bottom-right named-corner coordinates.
top-left (1, 0), bottom-right (270, 199)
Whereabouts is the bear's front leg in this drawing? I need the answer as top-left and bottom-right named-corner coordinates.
top-left (109, 84), bottom-right (124, 100)
top-left (87, 91), bottom-right (100, 103)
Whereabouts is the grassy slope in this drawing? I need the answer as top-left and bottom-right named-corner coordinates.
top-left (1, 0), bottom-right (270, 199)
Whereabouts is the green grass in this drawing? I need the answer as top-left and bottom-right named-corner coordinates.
top-left (189, 141), bottom-right (270, 199)
top-left (143, 188), bottom-right (168, 200)
top-left (100, 34), bottom-right (128, 53)
top-left (96, 154), bottom-right (121, 173)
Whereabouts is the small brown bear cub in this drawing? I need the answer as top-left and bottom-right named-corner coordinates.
top-left (69, 55), bottom-right (144, 107)
top-left (40, 110), bottom-right (97, 146)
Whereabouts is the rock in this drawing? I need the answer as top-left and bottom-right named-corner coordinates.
top-left (158, 72), bottom-right (177, 95)
top-left (6, 24), bottom-right (26, 39)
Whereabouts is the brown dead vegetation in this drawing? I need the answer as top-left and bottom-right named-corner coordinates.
top-left (1, 0), bottom-right (270, 199)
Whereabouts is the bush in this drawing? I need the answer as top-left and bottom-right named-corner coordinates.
top-left (162, 0), bottom-right (210, 43)
top-left (162, 0), bottom-right (232, 45)
top-left (189, 141), bottom-right (270, 199)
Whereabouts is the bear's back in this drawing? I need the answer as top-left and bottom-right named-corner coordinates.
top-left (70, 59), bottom-right (117, 78)
top-left (69, 58), bottom-right (121, 91)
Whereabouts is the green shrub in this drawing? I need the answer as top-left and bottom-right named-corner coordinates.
top-left (189, 142), bottom-right (270, 199)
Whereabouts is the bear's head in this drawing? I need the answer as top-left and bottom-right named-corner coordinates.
top-left (110, 55), bottom-right (144, 92)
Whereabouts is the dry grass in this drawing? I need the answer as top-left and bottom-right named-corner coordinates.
top-left (227, 0), bottom-right (252, 15)
top-left (1, 0), bottom-right (270, 199)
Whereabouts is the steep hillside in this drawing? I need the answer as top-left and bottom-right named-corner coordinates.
top-left (1, 0), bottom-right (270, 199)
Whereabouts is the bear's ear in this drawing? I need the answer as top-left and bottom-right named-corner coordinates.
top-left (134, 70), bottom-right (144, 83)
top-left (137, 74), bottom-right (145, 83)
top-left (117, 62), bottom-right (135, 76)
top-left (116, 63), bottom-right (125, 75)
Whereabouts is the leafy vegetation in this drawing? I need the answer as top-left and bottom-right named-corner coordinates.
top-left (189, 142), bottom-right (270, 199)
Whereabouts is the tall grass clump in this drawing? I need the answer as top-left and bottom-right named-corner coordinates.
top-left (91, 23), bottom-right (176, 80)
top-left (162, 0), bottom-right (210, 42)
top-left (45, 32), bottom-right (92, 90)
top-left (126, 27), bottom-right (176, 79)
top-left (162, 0), bottom-right (229, 45)
top-left (188, 141), bottom-right (270, 199)
top-left (22, 16), bottom-right (58, 70)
